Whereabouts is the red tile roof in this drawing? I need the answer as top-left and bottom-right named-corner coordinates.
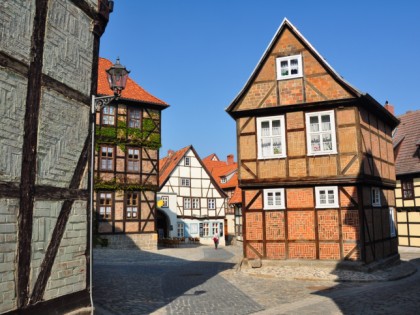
top-left (203, 154), bottom-right (238, 189)
top-left (229, 186), bottom-right (243, 205)
top-left (393, 110), bottom-right (420, 175)
top-left (98, 57), bottom-right (168, 107)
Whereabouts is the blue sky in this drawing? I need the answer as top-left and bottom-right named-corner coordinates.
top-left (100, 0), bottom-right (420, 161)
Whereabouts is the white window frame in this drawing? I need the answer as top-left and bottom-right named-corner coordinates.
top-left (177, 222), bottom-right (185, 238)
top-left (371, 187), bottom-right (381, 207)
top-left (276, 54), bottom-right (303, 80)
top-left (263, 188), bottom-right (285, 210)
top-left (306, 110), bottom-right (337, 156)
top-left (315, 186), bottom-right (339, 208)
top-left (180, 178), bottom-right (190, 187)
top-left (389, 207), bottom-right (396, 237)
top-left (221, 177), bottom-right (227, 184)
top-left (208, 198), bottom-right (216, 210)
top-left (192, 198), bottom-right (200, 209)
top-left (184, 157), bottom-right (191, 166)
top-left (183, 197), bottom-right (191, 210)
top-left (161, 196), bottom-right (169, 208)
top-left (257, 115), bottom-right (286, 159)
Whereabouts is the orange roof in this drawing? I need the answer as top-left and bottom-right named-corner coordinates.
top-left (97, 57), bottom-right (168, 107)
top-left (229, 186), bottom-right (242, 205)
top-left (202, 154), bottom-right (238, 189)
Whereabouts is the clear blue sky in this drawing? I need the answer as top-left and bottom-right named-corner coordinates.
top-left (100, 0), bottom-right (420, 161)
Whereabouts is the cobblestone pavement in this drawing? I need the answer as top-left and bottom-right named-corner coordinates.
top-left (93, 245), bottom-right (420, 315)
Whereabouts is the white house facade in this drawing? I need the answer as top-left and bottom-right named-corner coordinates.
top-left (158, 146), bottom-right (227, 246)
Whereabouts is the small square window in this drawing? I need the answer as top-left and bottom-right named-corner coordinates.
top-left (180, 178), bottom-right (190, 187)
top-left (401, 179), bottom-right (414, 200)
top-left (276, 55), bottom-right (303, 80)
top-left (263, 188), bottom-right (285, 210)
top-left (161, 196), bottom-right (169, 208)
top-left (315, 186), bottom-right (339, 208)
top-left (371, 187), bottom-right (381, 207)
top-left (208, 198), bottom-right (216, 210)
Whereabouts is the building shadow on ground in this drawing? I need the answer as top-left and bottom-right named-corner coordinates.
top-left (92, 236), bottom-right (261, 315)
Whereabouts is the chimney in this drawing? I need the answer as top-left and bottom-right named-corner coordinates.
top-left (384, 100), bottom-right (395, 115)
top-left (168, 150), bottom-right (174, 157)
top-left (227, 154), bottom-right (234, 165)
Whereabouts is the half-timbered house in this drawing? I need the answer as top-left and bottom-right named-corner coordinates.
top-left (203, 154), bottom-right (241, 244)
top-left (158, 146), bottom-right (228, 246)
top-left (94, 57), bottom-right (169, 249)
top-left (393, 109), bottom-right (420, 247)
top-left (226, 18), bottom-right (400, 263)
top-left (0, 1), bottom-right (113, 313)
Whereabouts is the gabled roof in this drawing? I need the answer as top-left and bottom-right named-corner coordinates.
top-left (98, 57), bottom-right (169, 108)
top-left (393, 110), bottom-right (420, 176)
top-left (226, 18), bottom-right (360, 113)
top-left (225, 18), bottom-right (399, 128)
top-left (159, 145), bottom-right (191, 187)
top-left (202, 155), bottom-right (238, 190)
top-left (159, 146), bottom-right (228, 198)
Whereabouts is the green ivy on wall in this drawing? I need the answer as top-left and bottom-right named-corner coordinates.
top-left (93, 177), bottom-right (158, 192)
top-left (95, 117), bottom-right (161, 151)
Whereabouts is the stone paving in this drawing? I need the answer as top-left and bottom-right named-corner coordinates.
top-left (93, 245), bottom-right (420, 315)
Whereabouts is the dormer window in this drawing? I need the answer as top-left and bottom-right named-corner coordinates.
top-left (276, 55), bottom-right (303, 80)
top-left (221, 177), bottom-right (227, 184)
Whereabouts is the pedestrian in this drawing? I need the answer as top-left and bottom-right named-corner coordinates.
top-left (213, 234), bottom-right (219, 250)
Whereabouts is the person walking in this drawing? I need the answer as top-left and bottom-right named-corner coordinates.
top-left (213, 234), bottom-right (219, 250)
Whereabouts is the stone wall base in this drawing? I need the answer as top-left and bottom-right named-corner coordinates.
top-left (98, 233), bottom-right (158, 250)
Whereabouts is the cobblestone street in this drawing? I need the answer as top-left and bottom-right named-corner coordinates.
top-left (93, 245), bottom-right (420, 315)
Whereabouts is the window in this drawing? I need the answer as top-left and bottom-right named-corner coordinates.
top-left (183, 198), bottom-right (191, 209)
top-left (177, 222), bottom-right (184, 237)
top-left (263, 188), bottom-right (285, 210)
top-left (212, 222), bottom-right (219, 236)
top-left (199, 222), bottom-right (209, 237)
top-left (389, 207), bottom-right (396, 237)
top-left (208, 198), bottom-right (216, 210)
top-left (257, 116), bottom-right (286, 159)
top-left (192, 198), bottom-right (200, 209)
top-left (371, 187), bottom-right (381, 207)
top-left (315, 186), bottom-right (339, 208)
top-left (401, 179), bottom-right (414, 200)
top-left (98, 192), bottom-right (112, 219)
top-left (306, 110), bottom-right (337, 155)
top-left (276, 55), bottom-right (303, 80)
top-left (161, 196), bottom-right (169, 207)
top-left (128, 108), bottom-right (141, 128)
top-left (221, 177), bottom-right (227, 184)
top-left (184, 157), bottom-right (191, 166)
top-left (180, 178), bottom-right (190, 187)
top-left (100, 146), bottom-right (114, 171)
top-left (126, 192), bottom-right (138, 219)
top-left (127, 148), bottom-right (140, 172)
top-left (102, 105), bottom-right (115, 125)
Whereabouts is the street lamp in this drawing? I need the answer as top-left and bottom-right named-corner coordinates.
top-left (89, 58), bottom-right (129, 311)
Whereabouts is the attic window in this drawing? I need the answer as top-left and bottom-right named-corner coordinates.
top-left (221, 177), bottom-right (227, 184)
top-left (276, 55), bottom-right (303, 80)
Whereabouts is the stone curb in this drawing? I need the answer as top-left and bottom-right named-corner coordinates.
top-left (237, 258), bottom-right (418, 282)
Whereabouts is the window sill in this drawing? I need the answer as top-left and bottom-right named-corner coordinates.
top-left (307, 151), bottom-right (337, 157)
top-left (315, 204), bottom-right (339, 209)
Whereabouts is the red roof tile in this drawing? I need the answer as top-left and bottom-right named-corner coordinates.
top-left (229, 186), bottom-right (242, 205)
top-left (98, 57), bottom-right (168, 107)
top-left (393, 110), bottom-right (420, 175)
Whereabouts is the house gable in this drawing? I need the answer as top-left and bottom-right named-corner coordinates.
top-left (228, 18), bottom-right (360, 113)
